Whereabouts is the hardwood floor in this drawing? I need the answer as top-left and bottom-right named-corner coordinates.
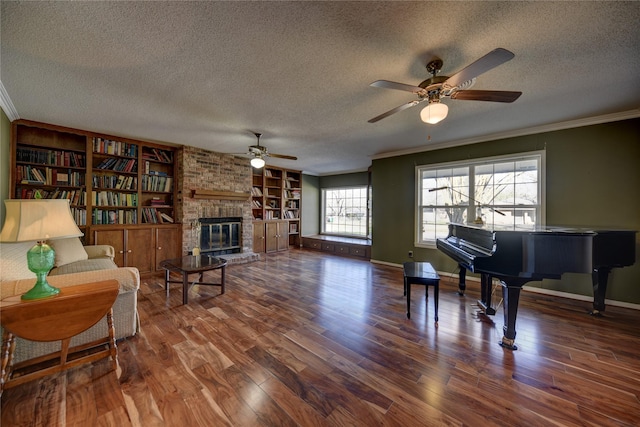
top-left (3, 249), bottom-right (640, 426)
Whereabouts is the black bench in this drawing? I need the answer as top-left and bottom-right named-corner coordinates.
top-left (403, 262), bottom-right (440, 322)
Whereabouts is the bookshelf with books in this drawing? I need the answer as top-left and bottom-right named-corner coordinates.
top-left (284, 170), bottom-right (301, 247)
top-left (91, 137), bottom-right (139, 225)
top-left (251, 167), bottom-right (265, 220)
top-left (12, 121), bottom-right (89, 227)
top-left (10, 119), bottom-right (181, 273)
top-left (140, 145), bottom-right (175, 224)
top-left (251, 166), bottom-right (302, 252)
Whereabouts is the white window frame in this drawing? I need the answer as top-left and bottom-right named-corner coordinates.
top-left (321, 186), bottom-right (370, 238)
top-left (415, 151), bottom-right (546, 248)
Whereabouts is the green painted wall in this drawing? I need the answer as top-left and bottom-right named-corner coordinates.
top-left (301, 174), bottom-right (320, 235)
top-left (301, 171), bottom-right (369, 235)
top-left (319, 171), bottom-right (369, 188)
top-left (0, 110), bottom-right (10, 226)
top-left (371, 118), bottom-right (640, 304)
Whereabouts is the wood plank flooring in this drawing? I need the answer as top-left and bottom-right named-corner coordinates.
top-left (2, 248), bottom-right (640, 426)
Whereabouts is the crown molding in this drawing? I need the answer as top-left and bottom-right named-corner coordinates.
top-left (0, 81), bottom-right (19, 121)
top-left (371, 109), bottom-right (640, 161)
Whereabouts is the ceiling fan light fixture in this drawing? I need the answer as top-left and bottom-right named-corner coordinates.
top-left (250, 156), bottom-right (265, 168)
top-left (420, 101), bottom-right (449, 124)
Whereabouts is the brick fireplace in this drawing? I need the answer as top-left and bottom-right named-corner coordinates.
top-left (176, 146), bottom-right (254, 257)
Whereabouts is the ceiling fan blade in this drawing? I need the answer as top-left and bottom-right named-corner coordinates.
top-left (451, 90), bottom-right (522, 103)
top-left (370, 80), bottom-right (424, 93)
top-left (444, 48), bottom-right (515, 88)
top-left (368, 99), bottom-right (425, 123)
top-left (268, 153), bottom-right (298, 160)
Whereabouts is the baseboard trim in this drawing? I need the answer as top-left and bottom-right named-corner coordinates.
top-left (370, 259), bottom-right (640, 311)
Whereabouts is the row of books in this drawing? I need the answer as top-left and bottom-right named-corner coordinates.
top-left (92, 209), bottom-right (137, 225)
top-left (16, 165), bottom-right (84, 186)
top-left (71, 208), bottom-right (87, 226)
top-left (286, 200), bottom-right (299, 208)
top-left (94, 157), bottom-right (137, 173)
top-left (143, 161), bottom-right (171, 176)
top-left (264, 210), bottom-right (281, 219)
top-left (17, 147), bottom-right (85, 167)
top-left (148, 196), bottom-right (170, 207)
top-left (252, 200), bottom-right (262, 208)
top-left (263, 169), bottom-right (281, 178)
top-left (141, 208), bottom-right (174, 224)
top-left (284, 210), bottom-right (300, 219)
top-left (283, 179), bottom-right (300, 189)
top-left (93, 137), bottom-right (138, 158)
top-left (251, 186), bottom-right (263, 196)
top-left (93, 191), bottom-right (138, 207)
top-left (16, 187), bottom-right (86, 206)
top-left (92, 174), bottom-right (137, 190)
top-left (284, 190), bottom-right (301, 199)
top-left (142, 148), bottom-right (172, 163)
top-left (141, 174), bottom-right (173, 192)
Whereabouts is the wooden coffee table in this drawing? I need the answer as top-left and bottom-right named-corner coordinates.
top-left (160, 255), bottom-right (227, 304)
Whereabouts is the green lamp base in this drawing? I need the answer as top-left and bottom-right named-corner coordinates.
top-left (21, 281), bottom-right (60, 300)
top-left (21, 242), bottom-right (60, 300)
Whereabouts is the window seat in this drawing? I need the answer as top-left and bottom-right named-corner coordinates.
top-left (301, 235), bottom-right (371, 259)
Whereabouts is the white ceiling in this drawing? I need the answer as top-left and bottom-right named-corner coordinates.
top-left (2, 1), bottom-right (639, 175)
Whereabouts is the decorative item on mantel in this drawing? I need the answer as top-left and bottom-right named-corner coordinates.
top-left (191, 189), bottom-right (250, 201)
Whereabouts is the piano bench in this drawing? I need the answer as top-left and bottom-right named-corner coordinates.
top-left (403, 262), bottom-right (440, 322)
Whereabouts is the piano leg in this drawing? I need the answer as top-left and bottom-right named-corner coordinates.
top-left (478, 273), bottom-right (496, 315)
top-left (591, 267), bottom-right (612, 316)
top-left (457, 264), bottom-right (466, 296)
top-left (499, 280), bottom-right (526, 350)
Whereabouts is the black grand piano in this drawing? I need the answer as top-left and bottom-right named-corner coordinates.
top-left (437, 223), bottom-right (636, 350)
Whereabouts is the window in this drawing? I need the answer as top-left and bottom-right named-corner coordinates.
top-left (322, 186), bottom-right (369, 237)
top-left (416, 152), bottom-right (544, 246)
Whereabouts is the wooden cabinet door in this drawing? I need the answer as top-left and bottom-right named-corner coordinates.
top-left (265, 221), bottom-right (279, 253)
top-left (155, 226), bottom-right (181, 270)
top-left (125, 228), bottom-right (155, 274)
top-left (277, 221), bottom-right (289, 251)
top-left (265, 221), bottom-right (289, 253)
top-left (252, 222), bottom-right (265, 253)
top-left (93, 229), bottom-right (125, 267)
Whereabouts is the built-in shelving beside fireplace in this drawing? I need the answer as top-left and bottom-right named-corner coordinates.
top-left (251, 166), bottom-right (302, 253)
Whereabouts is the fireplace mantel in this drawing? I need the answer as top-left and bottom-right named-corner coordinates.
top-left (191, 189), bottom-right (250, 201)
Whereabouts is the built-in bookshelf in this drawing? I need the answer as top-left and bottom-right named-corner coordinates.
top-left (140, 146), bottom-right (175, 224)
top-left (13, 124), bottom-right (89, 226)
top-left (91, 137), bottom-right (139, 226)
top-left (10, 119), bottom-right (179, 231)
top-left (283, 170), bottom-right (301, 222)
top-left (252, 166), bottom-right (302, 250)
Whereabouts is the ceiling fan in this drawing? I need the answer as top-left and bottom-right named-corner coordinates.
top-left (368, 48), bottom-right (522, 124)
top-left (242, 132), bottom-right (297, 168)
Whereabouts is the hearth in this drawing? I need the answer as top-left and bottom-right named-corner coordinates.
top-left (198, 217), bottom-right (242, 255)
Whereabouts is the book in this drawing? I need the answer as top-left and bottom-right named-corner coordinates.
top-left (159, 212), bottom-right (174, 223)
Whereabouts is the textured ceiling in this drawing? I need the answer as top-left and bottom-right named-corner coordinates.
top-left (2, 1), bottom-right (639, 175)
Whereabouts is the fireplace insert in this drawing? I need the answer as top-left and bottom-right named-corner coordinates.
top-left (198, 217), bottom-right (242, 255)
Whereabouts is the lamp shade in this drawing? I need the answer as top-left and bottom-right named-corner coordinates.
top-left (0, 199), bottom-right (83, 243)
top-left (250, 157), bottom-right (266, 168)
top-left (420, 102), bottom-right (449, 124)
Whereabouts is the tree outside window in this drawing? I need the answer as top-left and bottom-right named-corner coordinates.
top-left (322, 186), bottom-right (369, 237)
top-left (417, 153), bottom-right (543, 246)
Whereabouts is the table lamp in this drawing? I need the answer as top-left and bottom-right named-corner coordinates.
top-left (0, 199), bottom-right (84, 300)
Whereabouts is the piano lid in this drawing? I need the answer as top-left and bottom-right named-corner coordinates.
top-left (449, 222), bottom-right (598, 235)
